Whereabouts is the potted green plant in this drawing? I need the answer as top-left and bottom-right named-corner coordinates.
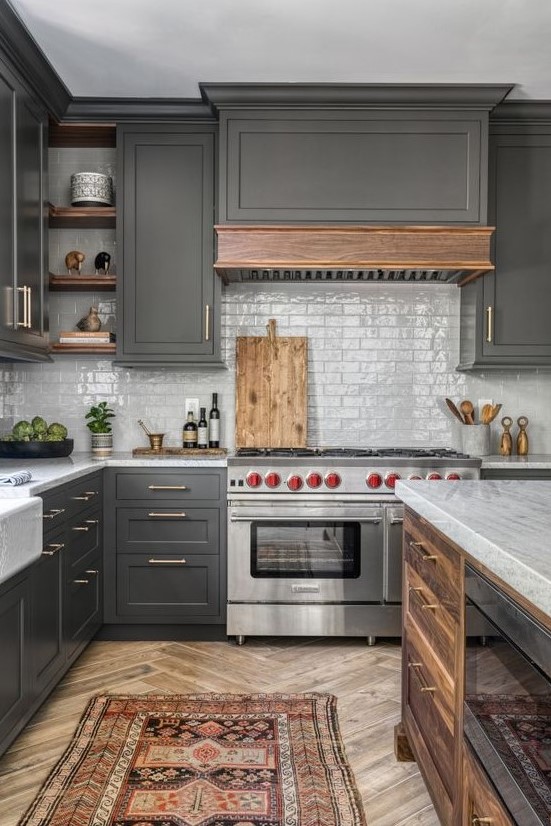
top-left (85, 401), bottom-right (115, 457)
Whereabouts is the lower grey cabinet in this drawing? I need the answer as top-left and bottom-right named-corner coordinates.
top-left (30, 529), bottom-right (64, 698)
top-left (459, 118), bottom-right (551, 369)
top-left (0, 572), bottom-right (30, 752)
top-left (65, 553), bottom-right (102, 661)
top-left (104, 467), bottom-right (227, 625)
top-left (481, 468), bottom-right (551, 480)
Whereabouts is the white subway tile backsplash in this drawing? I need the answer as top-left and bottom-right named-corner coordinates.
top-left (2, 282), bottom-right (551, 451)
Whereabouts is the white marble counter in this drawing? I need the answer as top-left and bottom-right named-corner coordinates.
top-left (481, 454), bottom-right (551, 470)
top-left (0, 497), bottom-right (42, 585)
top-left (395, 479), bottom-right (551, 619)
top-left (0, 452), bottom-right (227, 498)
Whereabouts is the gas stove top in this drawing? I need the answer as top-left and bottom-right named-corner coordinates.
top-left (228, 446), bottom-right (481, 495)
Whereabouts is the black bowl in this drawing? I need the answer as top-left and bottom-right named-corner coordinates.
top-left (0, 439), bottom-right (74, 459)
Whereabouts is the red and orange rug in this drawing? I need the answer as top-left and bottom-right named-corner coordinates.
top-left (19, 693), bottom-right (366, 826)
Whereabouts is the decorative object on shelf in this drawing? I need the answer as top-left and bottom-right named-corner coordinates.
top-left (461, 423), bottom-right (490, 456)
top-left (71, 172), bottom-right (113, 207)
top-left (76, 306), bottom-right (101, 332)
top-left (59, 330), bottom-right (115, 345)
top-left (500, 416), bottom-right (513, 456)
top-left (137, 419), bottom-right (165, 451)
top-left (459, 399), bottom-right (475, 424)
top-left (65, 250), bottom-right (85, 274)
top-left (516, 415), bottom-right (529, 455)
top-left (0, 416), bottom-right (72, 458)
top-left (85, 401), bottom-right (115, 457)
top-left (94, 251), bottom-right (111, 274)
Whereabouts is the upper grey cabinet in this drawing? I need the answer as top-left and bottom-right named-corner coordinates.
top-left (117, 124), bottom-right (222, 366)
top-left (459, 109), bottom-right (551, 369)
top-left (202, 84), bottom-right (513, 226)
top-left (0, 58), bottom-right (49, 362)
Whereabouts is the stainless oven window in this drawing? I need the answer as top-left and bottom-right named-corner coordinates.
top-left (251, 520), bottom-right (361, 578)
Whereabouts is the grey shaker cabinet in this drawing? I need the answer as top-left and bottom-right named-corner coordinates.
top-left (0, 57), bottom-right (49, 362)
top-left (116, 124), bottom-right (223, 366)
top-left (0, 572), bottom-right (31, 754)
top-left (459, 126), bottom-right (551, 369)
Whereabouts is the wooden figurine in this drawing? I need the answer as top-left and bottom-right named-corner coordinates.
top-left (65, 250), bottom-right (85, 274)
top-left (499, 416), bottom-right (513, 456)
top-left (517, 416), bottom-right (529, 456)
top-left (76, 306), bottom-right (101, 332)
top-left (94, 251), bottom-right (111, 274)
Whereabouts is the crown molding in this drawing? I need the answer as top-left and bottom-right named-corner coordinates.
top-left (63, 96), bottom-right (216, 122)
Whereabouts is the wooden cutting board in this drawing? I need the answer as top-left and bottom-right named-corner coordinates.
top-left (236, 319), bottom-right (307, 448)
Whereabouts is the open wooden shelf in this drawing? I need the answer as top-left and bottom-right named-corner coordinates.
top-left (48, 121), bottom-right (116, 148)
top-left (50, 343), bottom-right (117, 355)
top-left (49, 274), bottom-right (116, 291)
top-left (48, 203), bottom-right (116, 229)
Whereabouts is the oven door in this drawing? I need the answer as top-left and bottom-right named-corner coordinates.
top-left (228, 501), bottom-right (384, 603)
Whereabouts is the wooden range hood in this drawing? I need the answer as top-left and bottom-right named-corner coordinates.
top-left (214, 225), bottom-right (494, 286)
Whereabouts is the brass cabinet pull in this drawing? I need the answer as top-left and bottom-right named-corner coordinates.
top-left (148, 485), bottom-right (188, 490)
top-left (205, 304), bottom-right (210, 341)
top-left (73, 579), bottom-right (89, 585)
top-left (486, 305), bottom-right (493, 343)
top-left (409, 540), bottom-right (437, 562)
top-left (408, 662), bottom-right (423, 668)
top-left (420, 686), bottom-right (437, 693)
top-left (73, 495), bottom-right (91, 501)
top-left (85, 519), bottom-right (98, 524)
top-left (85, 569), bottom-right (99, 575)
top-left (410, 660), bottom-right (437, 695)
top-left (72, 525), bottom-right (90, 532)
top-left (26, 285), bottom-right (32, 328)
top-left (84, 491), bottom-right (98, 496)
top-left (17, 286), bottom-right (28, 327)
top-left (472, 818), bottom-right (493, 824)
top-left (43, 508), bottom-right (65, 520)
top-left (148, 512), bottom-right (187, 518)
top-left (409, 585), bottom-right (439, 611)
top-left (421, 603), bottom-right (439, 611)
top-left (389, 517), bottom-right (404, 525)
top-left (148, 558), bottom-right (187, 564)
top-left (42, 542), bottom-right (65, 556)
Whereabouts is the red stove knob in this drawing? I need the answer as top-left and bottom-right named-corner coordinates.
top-left (385, 472), bottom-right (401, 489)
top-left (366, 472), bottom-right (383, 489)
top-left (287, 474), bottom-right (303, 491)
top-left (265, 471), bottom-right (281, 488)
top-left (446, 472), bottom-right (461, 481)
top-left (408, 474), bottom-right (422, 480)
top-left (306, 472), bottom-right (323, 488)
top-left (427, 472), bottom-right (442, 481)
top-left (246, 471), bottom-right (263, 488)
top-left (325, 472), bottom-right (341, 489)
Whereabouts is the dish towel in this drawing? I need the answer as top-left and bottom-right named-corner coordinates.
top-left (0, 470), bottom-right (33, 486)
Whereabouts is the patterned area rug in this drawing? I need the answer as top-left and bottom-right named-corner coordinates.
top-left (19, 693), bottom-right (366, 826)
top-left (466, 694), bottom-right (551, 823)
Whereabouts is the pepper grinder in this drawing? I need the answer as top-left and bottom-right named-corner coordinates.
top-left (517, 416), bottom-right (529, 456)
top-left (499, 416), bottom-right (513, 456)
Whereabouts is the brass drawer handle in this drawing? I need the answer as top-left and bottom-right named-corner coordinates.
top-left (410, 541), bottom-right (438, 562)
top-left (148, 485), bottom-right (188, 490)
top-left (148, 512), bottom-right (187, 518)
top-left (42, 543), bottom-right (65, 556)
top-left (472, 818), bottom-right (493, 824)
top-left (410, 660), bottom-right (437, 695)
top-left (85, 519), bottom-right (98, 524)
top-left (421, 603), bottom-right (439, 611)
top-left (409, 585), bottom-right (439, 611)
top-left (73, 579), bottom-right (89, 585)
top-left (408, 662), bottom-right (423, 668)
top-left (72, 495), bottom-right (91, 501)
top-left (85, 569), bottom-right (99, 575)
top-left (485, 305), bottom-right (493, 343)
top-left (205, 304), bottom-right (211, 341)
top-left (420, 686), bottom-right (437, 693)
top-left (148, 558), bottom-right (187, 564)
top-left (43, 508), bottom-right (65, 520)
top-left (26, 285), bottom-right (32, 328)
top-left (73, 526), bottom-right (90, 532)
top-left (84, 491), bottom-right (98, 496)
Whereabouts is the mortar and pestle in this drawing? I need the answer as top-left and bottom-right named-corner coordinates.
top-left (138, 419), bottom-right (165, 451)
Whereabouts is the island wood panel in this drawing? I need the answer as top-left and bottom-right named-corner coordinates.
top-left (462, 742), bottom-right (514, 826)
top-left (236, 319), bottom-right (307, 448)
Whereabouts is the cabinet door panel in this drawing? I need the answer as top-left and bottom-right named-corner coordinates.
top-left (116, 508), bottom-right (219, 554)
top-left (0, 63), bottom-right (15, 342)
top-left (119, 127), bottom-right (218, 360)
top-left (117, 554), bottom-right (220, 619)
top-left (65, 557), bottom-right (102, 660)
top-left (115, 471), bottom-right (221, 501)
top-left (31, 535), bottom-right (64, 695)
top-left (0, 576), bottom-right (29, 746)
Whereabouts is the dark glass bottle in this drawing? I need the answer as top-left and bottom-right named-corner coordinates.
top-left (197, 407), bottom-right (208, 449)
top-left (209, 393), bottom-right (220, 448)
top-left (183, 410), bottom-right (197, 449)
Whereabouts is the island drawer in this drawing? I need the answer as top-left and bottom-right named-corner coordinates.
top-left (115, 471), bottom-right (221, 502)
top-left (462, 743), bottom-right (514, 826)
top-left (115, 508), bottom-right (219, 555)
top-left (405, 562), bottom-right (458, 676)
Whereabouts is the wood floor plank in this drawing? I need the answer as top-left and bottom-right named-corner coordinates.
top-left (0, 638), bottom-right (439, 825)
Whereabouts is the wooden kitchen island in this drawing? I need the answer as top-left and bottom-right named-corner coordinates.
top-left (394, 480), bottom-right (551, 826)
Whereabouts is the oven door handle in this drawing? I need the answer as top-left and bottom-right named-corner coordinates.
top-left (229, 516), bottom-right (383, 523)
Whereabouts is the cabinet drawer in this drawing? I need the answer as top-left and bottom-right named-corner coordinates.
top-left (462, 743), bottom-right (514, 826)
top-left (404, 623), bottom-right (455, 800)
top-left (115, 471), bottom-right (221, 501)
top-left (116, 508), bottom-right (219, 554)
top-left (64, 557), bottom-right (101, 660)
top-left (116, 554), bottom-right (220, 618)
top-left (404, 510), bottom-right (461, 622)
top-left (42, 475), bottom-right (102, 526)
top-left (405, 562), bottom-right (457, 676)
top-left (66, 508), bottom-right (101, 571)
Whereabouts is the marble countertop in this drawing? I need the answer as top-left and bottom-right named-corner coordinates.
top-left (395, 479), bottom-right (551, 619)
top-left (480, 454), bottom-right (551, 469)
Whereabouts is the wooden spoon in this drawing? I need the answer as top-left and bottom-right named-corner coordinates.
top-left (459, 400), bottom-right (475, 425)
top-left (481, 403), bottom-right (493, 424)
top-left (485, 403), bottom-right (502, 425)
top-left (445, 398), bottom-right (465, 424)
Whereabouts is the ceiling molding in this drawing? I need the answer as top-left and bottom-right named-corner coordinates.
top-left (491, 100), bottom-right (551, 129)
top-left (0, 0), bottom-right (70, 119)
top-left (200, 82), bottom-right (515, 113)
top-left (63, 96), bottom-right (216, 122)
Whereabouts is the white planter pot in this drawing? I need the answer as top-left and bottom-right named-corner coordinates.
top-left (90, 433), bottom-right (113, 457)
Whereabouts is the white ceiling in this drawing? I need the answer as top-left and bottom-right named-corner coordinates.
top-left (9, 0), bottom-right (551, 100)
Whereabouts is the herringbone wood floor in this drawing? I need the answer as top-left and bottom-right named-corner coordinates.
top-left (0, 637), bottom-right (439, 825)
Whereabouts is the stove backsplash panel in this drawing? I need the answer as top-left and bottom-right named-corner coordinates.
top-left (1, 284), bottom-right (551, 453)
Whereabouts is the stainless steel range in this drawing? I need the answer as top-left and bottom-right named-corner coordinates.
top-left (227, 447), bottom-right (481, 644)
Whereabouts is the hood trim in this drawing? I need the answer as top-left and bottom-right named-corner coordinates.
top-left (214, 225), bottom-right (494, 286)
